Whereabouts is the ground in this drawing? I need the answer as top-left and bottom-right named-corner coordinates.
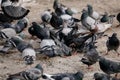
top-left (0, 0), bottom-right (120, 80)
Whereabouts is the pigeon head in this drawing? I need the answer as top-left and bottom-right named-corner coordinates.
top-left (87, 42), bottom-right (95, 50)
top-left (47, 9), bottom-right (51, 12)
top-left (87, 4), bottom-right (92, 9)
top-left (104, 12), bottom-right (108, 15)
top-left (98, 56), bottom-right (105, 62)
top-left (74, 71), bottom-right (84, 80)
top-left (24, 55), bottom-right (34, 65)
top-left (15, 17), bottom-right (29, 33)
top-left (112, 33), bottom-right (117, 37)
top-left (10, 36), bottom-right (23, 47)
top-left (35, 64), bottom-right (43, 77)
top-left (35, 64), bottom-right (43, 72)
top-left (81, 9), bottom-right (88, 20)
top-left (18, 17), bottom-right (29, 28)
top-left (87, 4), bottom-right (93, 15)
top-left (32, 22), bottom-right (38, 26)
top-left (66, 8), bottom-right (74, 16)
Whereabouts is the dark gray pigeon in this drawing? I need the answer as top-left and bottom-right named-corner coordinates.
top-left (7, 64), bottom-right (43, 80)
top-left (42, 71), bottom-right (84, 80)
top-left (36, 35), bottom-right (72, 58)
top-left (28, 22), bottom-right (50, 40)
top-left (94, 73), bottom-right (111, 80)
top-left (99, 57), bottom-right (120, 77)
top-left (13, 17), bottom-right (28, 33)
top-left (106, 33), bottom-right (120, 55)
top-left (0, 12), bottom-right (13, 23)
top-left (81, 42), bottom-right (99, 69)
top-left (1, 0), bottom-right (30, 20)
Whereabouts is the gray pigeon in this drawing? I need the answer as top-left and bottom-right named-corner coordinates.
top-left (0, 17), bottom-right (28, 40)
top-left (106, 33), bottom-right (120, 55)
top-left (4, 36), bottom-right (36, 65)
top-left (7, 64), bottom-right (43, 80)
top-left (94, 73), bottom-right (111, 80)
top-left (81, 9), bottom-right (96, 31)
top-left (42, 71), bottom-right (84, 80)
top-left (0, 39), bottom-right (14, 53)
top-left (12, 36), bottom-right (36, 65)
top-left (99, 57), bottom-right (120, 77)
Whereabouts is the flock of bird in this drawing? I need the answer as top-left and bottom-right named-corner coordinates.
top-left (0, 0), bottom-right (120, 80)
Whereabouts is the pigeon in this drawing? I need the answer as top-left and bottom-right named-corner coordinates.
top-left (42, 71), bottom-right (84, 80)
top-left (28, 22), bottom-right (50, 40)
top-left (94, 73), bottom-right (111, 80)
top-left (0, 39), bottom-right (14, 53)
top-left (7, 64), bottom-right (43, 80)
top-left (99, 57), bottom-right (120, 77)
top-left (38, 34), bottom-right (72, 57)
top-left (106, 33), bottom-right (120, 55)
top-left (87, 4), bottom-right (100, 20)
top-left (81, 42), bottom-right (99, 69)
top-left (81, 9), bottom-right (96, 31)
top-left (0, 17), bottom-right (28, 39)
top-left (37, 38), bottom-right (57, 57)
top-left (1, 0), bottom-right (30, 19)
top-left (58, 23), bottom-right (78, 46)
top-left (70, 33), bottom-right (94, 51)
top-left (9, 36), bottom-right (36, 65)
